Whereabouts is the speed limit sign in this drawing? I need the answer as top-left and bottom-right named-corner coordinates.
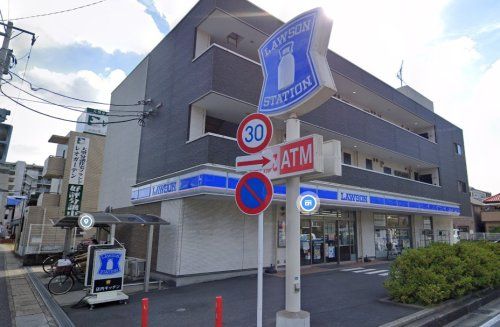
top-left (237, 113), bottom-right (273, 154)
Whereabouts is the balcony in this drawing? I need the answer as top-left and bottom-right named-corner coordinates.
top-left (36, 192), bottom-right (61, 208)
top-left (42, 156), bottom-right (65, 178)
top-left (323, 165), bottom-right (445, 202)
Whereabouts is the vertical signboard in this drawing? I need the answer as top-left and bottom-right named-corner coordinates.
top-left (65, 136), bottom-right (89, 216)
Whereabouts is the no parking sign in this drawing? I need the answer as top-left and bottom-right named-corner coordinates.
top-left (235, 172), bottom-right (273, 215)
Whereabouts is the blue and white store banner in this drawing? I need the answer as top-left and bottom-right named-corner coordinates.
top-left (131, 167), bottom-right (460, 216)
top-left (91, 248), bottom-right (126, 294)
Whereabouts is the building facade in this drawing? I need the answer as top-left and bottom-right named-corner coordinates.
top-left (481, 193), bottom-right (500, 233)
top-left (99, 0), bottom-right (471, 285)
top-left (16, 131), bottom-right (105, 256)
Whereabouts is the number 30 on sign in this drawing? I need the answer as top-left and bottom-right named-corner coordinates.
top-left (237, 113), bottom-right (273, 154)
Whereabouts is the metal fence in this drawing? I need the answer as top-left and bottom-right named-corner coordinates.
top-left (459, 232), bottom-right (500, 242)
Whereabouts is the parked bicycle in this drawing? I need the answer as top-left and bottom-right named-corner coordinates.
top-left (42, 239), bottom-right (97, 274)
top-left (47, 259), bottom-right (86, 295)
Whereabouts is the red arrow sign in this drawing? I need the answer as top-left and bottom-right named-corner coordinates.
top-left (236, 156), bottom-right (270, 168)
top-left (236, 154), bottom-right (272, 172)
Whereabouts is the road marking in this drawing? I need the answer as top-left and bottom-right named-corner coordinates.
top-left (479, 313), bottom-right (500, 327)
top-left (379, 272), bottom-right (389, 276)
top-left (341, 267), bottom-right (364, 271)
top-left (365, 270), bottom-right (389, 275)
top-left (353, 269), bottom-right (377, 273)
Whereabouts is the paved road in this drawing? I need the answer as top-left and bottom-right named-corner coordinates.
top-left (0, 244), bottom-right (13, 327)
top-left (65, 263), bottom-right (418, 327)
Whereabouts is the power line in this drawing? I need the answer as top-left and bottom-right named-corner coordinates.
top-left (2, 79), bottom-right (143, 117)
top-left (0, 0), bottom-right (108, 22)
top-left (0, 84), bottom-right (141, 125)
top-left (10, 71), bottom-right (147, 107)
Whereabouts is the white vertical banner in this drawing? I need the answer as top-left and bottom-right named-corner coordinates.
top-left (69, 136), bottom-right (89, 185)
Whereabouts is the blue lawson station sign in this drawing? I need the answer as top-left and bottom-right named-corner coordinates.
top-left (258, 8), bottom-right (336, 118)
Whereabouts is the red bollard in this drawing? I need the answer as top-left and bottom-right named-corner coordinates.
top-left (215, 296), bottom-right (223, 327)
top-left (142, 298), bottom-right (149, 327)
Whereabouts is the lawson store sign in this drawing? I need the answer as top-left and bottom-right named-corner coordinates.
top-left (131, 168), bottom-right (460, 216)
top-left (258, 8), bottom-right (336, 118)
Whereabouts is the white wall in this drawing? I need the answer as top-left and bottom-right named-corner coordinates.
top-left (156, 199), bottom-right (183, 275)
top-left (98, 58), bottom-right (148, 210)
top-left (359, 210), bottom-right (375, 257)
top-left (157, 197), bottom-right (275, 276)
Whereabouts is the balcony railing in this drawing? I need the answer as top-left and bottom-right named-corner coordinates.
top-left (42, 156), bottom-right (65, 178)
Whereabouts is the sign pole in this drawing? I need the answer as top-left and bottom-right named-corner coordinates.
top-left (257, 211), bottom-right (263, 327)
top-left (284, 114), bottom-right (303, 313)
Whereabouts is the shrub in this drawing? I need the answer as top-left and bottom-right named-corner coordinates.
top-left (384, 241), bottom-right (500, 305)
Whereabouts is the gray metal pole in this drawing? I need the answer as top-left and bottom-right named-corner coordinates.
top-left (285, 114), bottom-right (301, 312)
top-left (110, 224), bottom-right (116, 244)
top-left (144, 225), bottom-right (154, 292)
top-left (0, 22), bottom-right (13, 74)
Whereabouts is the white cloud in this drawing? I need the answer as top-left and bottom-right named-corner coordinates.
top-left (1, 66), bottom-right (127, 164)
top-left (0, 0), bottom-right (164, 54)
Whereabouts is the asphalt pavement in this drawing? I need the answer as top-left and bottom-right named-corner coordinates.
top-left (64, 263), bottom-right (418, 327)
top-left (0, 243), bottom-right (13, 327)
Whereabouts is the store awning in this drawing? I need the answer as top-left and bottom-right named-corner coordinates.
top-left (50, 212), bottom-right (169, 228)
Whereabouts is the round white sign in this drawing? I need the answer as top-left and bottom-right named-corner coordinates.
top-left (78, 213), bottom-right (95, 230)
top-left (237, 113), bottom-right (273, 154)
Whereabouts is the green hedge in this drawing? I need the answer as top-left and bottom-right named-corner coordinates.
top-left (384, 241), bottom-right (500, 305)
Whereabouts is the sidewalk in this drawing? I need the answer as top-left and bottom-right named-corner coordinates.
top-left (0, 243), bottom-right (56, 327)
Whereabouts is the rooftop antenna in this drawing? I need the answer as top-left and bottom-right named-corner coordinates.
top-left (396, 60), bottom-right (404, 87)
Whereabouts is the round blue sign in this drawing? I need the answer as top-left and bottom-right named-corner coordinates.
top-left (297, 192), bottom-right (320, 214)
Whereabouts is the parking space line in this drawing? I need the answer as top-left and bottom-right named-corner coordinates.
top-left (353, 269), bottom-right (377, 273)
top-left (341, 267), bottom-right (365, 271)
top-left (365, 270), bottom-right (389, 275)
top-left (379, 272), bottom-right (389, 276)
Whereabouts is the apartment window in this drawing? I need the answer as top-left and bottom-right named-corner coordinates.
top-left (383, 167), bottom-right (392, 175)
top-left (365, 159), bottom-right (373, 170)
top-left (458, 181), bottom-right (467, 193)
top-left (343, 152), bottom-right (352, 165)
top-left (454, 143), bottom-right (463, 156)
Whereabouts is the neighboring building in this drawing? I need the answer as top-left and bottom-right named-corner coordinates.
top-left (16, 131), bottom-right (105, 256)
top-left (469, 187), bottom-right (491, 233)
top-left (481, 193), bottom-right (500, 233)
top-left (0, 108), bottom-right (13, 163)
top-left (452, 186), bottom-right (491, 237)
top-left (99, 0), bottom-right (471, 286)
top-left (0, 161), bottom-right (51, 232)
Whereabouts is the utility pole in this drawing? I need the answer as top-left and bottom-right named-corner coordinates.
top-left (0, 21), bottom-right (36, 75)
top-left (0, 21), bottom-right (13, 75)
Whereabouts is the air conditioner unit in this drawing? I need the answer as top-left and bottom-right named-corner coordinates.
top-left (125, 257), bottom-right (146, 278)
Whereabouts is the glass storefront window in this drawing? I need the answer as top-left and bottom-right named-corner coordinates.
top-left (374, 214), bottom-right (386, 227)
top-left (374, 214), bottom-right (412, 258)
top-left (387, 215), bottom-right (399, 228)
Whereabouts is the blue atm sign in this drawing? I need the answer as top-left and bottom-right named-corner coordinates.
top-left (258, 8), bottom-right (336, 118)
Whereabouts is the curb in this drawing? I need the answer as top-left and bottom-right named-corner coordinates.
top-left (26, 267), bottom-right (75, 327)
top-left (379, 288), bottom-right (500, 327)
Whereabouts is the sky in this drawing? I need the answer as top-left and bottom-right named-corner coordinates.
top-left (0, 0), bottom-right (498, 194)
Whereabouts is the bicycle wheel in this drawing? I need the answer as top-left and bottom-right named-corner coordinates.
top-left (42, 255), bottom-right (59, 275)
top-left (48, 275), bottom-right (74, 295)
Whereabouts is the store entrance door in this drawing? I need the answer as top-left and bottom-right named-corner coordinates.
top-left (300, 212), bottom-right (356, 265)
